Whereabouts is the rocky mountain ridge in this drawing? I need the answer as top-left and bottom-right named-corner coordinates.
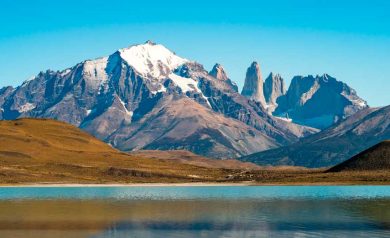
top-left (274, 74), bottom-right (368, 129)
top-left (0, 41), bottom-right (316, 159)
top-left (239, 106), bottom-right (390, 168)
top-left (240, 63), bottom-right (367, 129)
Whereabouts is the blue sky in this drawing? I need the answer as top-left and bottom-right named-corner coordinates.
top-left (0, 0), bottom-right (389, 106)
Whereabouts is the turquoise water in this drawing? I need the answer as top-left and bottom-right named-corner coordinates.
top-left (0, 186), bottom-right (389, 238)
top-left (1, 185), bottom-right (390, 200)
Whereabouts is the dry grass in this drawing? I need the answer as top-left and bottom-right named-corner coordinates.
top-left (0, 118), bottom-right (232, 184)
top-left (130, 150), bottom-right (262, 170)
top-left (0, 118), bottom-right (389, 185)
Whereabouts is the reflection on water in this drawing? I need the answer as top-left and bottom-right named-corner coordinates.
top-left (0, 186), bottom-right (389, 238)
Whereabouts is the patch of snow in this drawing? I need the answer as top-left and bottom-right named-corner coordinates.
top-left (118, 98), bottom-right (133, 118)
top-left (20, 76), bottom-right (36, 88)
top-left (60, 68), bottom-right (72, 77)
top-left (82, 57), bottom-right (109, 89)
top-left (275, 116), bottom-right (292, 122)
top-left (169, 73), bottom-right (211, 108)
top-left (119, 42), bottom-right (188, 79)
top-left (351, 99), bottom-right (367, 108)
top-left (26, 75), bottom-right (36, 82)
top-left (18, 103), bottom-right (36, 113)
top-left (203, 96), bottom-right (212, 108)
top-left (169, 73), bottom-right (199, 93)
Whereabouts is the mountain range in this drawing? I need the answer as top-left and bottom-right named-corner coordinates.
top-left (0, 41), bottom-right (383, 167)
top-left (240, 106), bottom-right (390, 167)
top-left (240, 63), bottom-right (367, 129)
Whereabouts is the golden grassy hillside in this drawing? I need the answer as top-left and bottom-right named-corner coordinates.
top-left (130, 150), bottom-right (262, 170)
top-left (0, 118), bottom-right (236, 184)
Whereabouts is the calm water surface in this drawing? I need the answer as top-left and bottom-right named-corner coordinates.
top-left (0, 186), bottom-right (389, 238)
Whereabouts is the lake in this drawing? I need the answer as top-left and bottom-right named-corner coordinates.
top-left (0, 186), bottom-right (389, 238)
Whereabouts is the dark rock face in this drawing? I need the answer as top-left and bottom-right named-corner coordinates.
top-left (239, 106), bottom-right (390, 168)
top-left (273, 74), bottom-right (367, 129)
top-left (0, 86), bottom-right (14, 118)
top-left (241, 62), bottom-right (267, 107)
top-left (0, 42), bottom-right (316, 159)
top-left (263, 73), bottom-right (286, 113)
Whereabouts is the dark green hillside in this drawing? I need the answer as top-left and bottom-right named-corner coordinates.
top-left (328, 141), bottom-right (390, 172)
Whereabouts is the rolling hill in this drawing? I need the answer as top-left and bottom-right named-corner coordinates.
top-left (130, 150), bottom-right (261, 170)
top-left (328, 141), bottom-right (390, 172)
top-left (0, 118), bottom-right (254, 184)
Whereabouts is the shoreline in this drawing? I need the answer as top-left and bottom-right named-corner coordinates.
top-left (1, 182), bottom-right (389, 187)
top-left (0, 182), bottom-right (253, 187)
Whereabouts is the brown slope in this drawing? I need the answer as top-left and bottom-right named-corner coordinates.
top-left (108, 96), bottom-right (280, 159)
top-left (328, 141), bottom-right (390, 172)
top-left (0, 118), bottom-right (241, 184)
top-left (130, 150), bottom-right (262, 170)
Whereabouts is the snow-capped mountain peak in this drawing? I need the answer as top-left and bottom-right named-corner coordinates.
top-left (118, 41), bottom-right (188, 79)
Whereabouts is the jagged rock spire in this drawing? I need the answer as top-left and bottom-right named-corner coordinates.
top-left (264, 72), bottom-right (286, 105)
top-left (209, 63), bottom-right (238, 92)
top-left (241, 61), bottom-right (267, 107)
top-left (209, 63), bottom-right (228, 81)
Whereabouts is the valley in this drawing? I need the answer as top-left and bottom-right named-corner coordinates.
top-left (0, 119), bottom-right (388, 185)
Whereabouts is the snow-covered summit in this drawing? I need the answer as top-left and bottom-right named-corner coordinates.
top-left (118, 41), bottom-right (188, 79)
